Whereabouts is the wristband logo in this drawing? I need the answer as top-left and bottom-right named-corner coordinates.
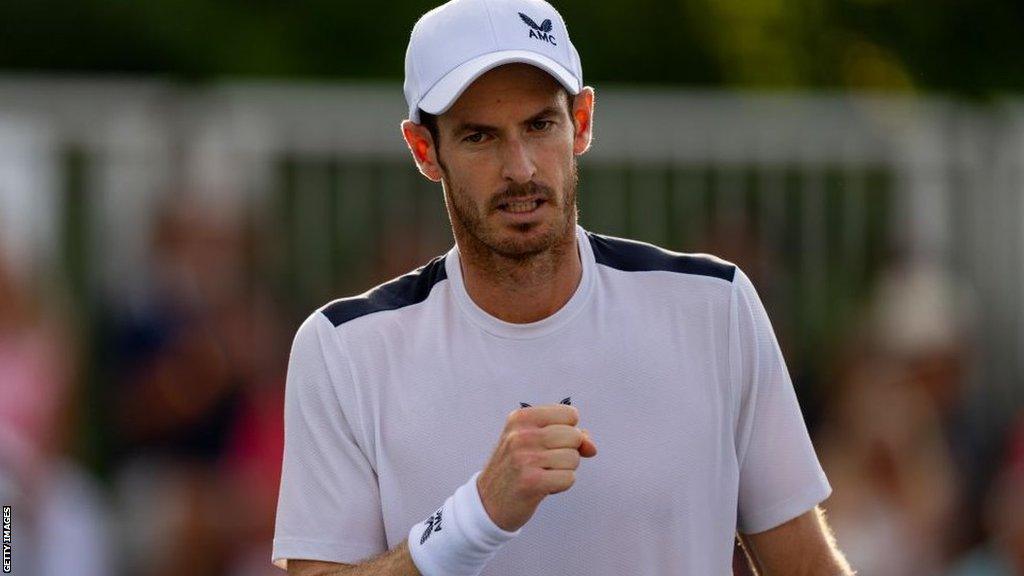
top-left (519, 396), bottom-right (571, 409)
top-left (419, 508), bottom-right (443, 545)
top-left (518, 12), bottom-right (557, 46)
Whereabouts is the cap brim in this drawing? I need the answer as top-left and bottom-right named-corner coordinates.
top-left (417, 50), bottom-right (580, 118)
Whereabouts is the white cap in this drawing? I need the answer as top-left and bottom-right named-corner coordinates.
top-left (404, 0), bottom-right (583, 123)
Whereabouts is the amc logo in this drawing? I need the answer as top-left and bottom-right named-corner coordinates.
top-left (518, 12), bottom-right (558, 46)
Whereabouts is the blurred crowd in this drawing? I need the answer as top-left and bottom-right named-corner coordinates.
top-left (1, 199), bottom-right (1022, 576)
top-left (1, 202), bottom-right (287, 576)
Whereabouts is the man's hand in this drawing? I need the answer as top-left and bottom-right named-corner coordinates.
top-left (476, 404), bottom-right (598, 532)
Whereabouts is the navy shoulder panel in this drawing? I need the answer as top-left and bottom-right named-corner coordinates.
top-left (587, 231), bottom-right (735, 282)
top-left (321, 255), bottom-right (448, 327)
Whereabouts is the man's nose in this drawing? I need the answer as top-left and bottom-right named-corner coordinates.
top-left (500, 137), bottom-right (536, 184)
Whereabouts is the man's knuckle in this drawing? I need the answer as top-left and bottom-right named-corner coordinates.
top-left (511, 450), bottom-right (534, 469)
top-left (507, 409), bottom-right (523, 426)
top-left (568, 451), bottom-right (581, 469)
top-left (511, 428), bottom-right (538, 451)
top-left (567, 406), bottom-right (579, 424)
top-left (571, 428), bottom-right (584, 446)
top-left (547, 470), bottom-right (575, 494)
top-left (520, 468), bottom-right (542, 491)
top-left (505, 429), bottom-right (522, 447)
top-left (516, 427), bottom-right (528, 442)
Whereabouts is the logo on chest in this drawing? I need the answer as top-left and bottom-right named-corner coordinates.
top-left (518, 396), bottom-right (571, 409)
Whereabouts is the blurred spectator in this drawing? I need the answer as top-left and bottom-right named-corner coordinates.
top-left (947, 414), bottom-right (1024, 576)
top-left (106, 201), bottom-right (247, 465)
top-left (818, 262), bottom-right (969, 574)
top-left (819, 360), bottom-right (958, 574)
top-left (103, 198), bottom-right (287, 576)
top-left (219, 287), bottom-right (288, 576)
top-left (0, 244), bottom-right (113, 576)
top-left (868, 262), bottom-right (972, 416)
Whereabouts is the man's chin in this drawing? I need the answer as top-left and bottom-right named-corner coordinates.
top-left (485, 221), bottom-right (571, 259)
top-left (490, 240), bottom-right (549, 260)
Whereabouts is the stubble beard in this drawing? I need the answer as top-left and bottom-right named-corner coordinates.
top-left (442, 157), bottom-right (579, 267)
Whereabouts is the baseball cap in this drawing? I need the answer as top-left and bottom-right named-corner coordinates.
top-left (404, 0), bottom-right (583, 124)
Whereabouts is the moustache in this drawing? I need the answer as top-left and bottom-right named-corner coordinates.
top-left (489, 181), bottom-right (555, 211)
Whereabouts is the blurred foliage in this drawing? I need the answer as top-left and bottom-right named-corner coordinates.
top-left (1, 0), bottom-right (1022, 95)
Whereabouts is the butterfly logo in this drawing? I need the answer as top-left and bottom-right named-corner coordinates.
top-left (518, 12), bottom-right (557, 46)
top-left (519, 396), bottom-right (571, 409)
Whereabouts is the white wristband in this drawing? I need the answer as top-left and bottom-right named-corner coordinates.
top-left (408, 471), bottom-right (521, 576)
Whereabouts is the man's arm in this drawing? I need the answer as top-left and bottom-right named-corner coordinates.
top-left (285, 405), bottom-right (595, 576)
top-left (738, 506), bottom-right (855, 575)
top-left (287, 539), bottom-right (420, 576)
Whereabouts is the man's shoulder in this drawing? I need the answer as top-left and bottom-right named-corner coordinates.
top-left (318, 254), bottom-right (449, 328)
top-left (584, 230), bottom-right (736, 283)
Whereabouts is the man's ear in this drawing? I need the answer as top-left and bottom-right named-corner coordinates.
top-left (571, 86), bottom-right (595, 156)
top-left (400, 120), bottom-right (444, 182)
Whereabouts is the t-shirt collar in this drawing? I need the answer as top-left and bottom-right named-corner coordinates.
top-left (445, 224), bottom-right (596, 339)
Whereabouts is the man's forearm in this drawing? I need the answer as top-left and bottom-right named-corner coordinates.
top-left (738, 507), bottom-right (856, 576)
top-left (743, 547), bottom-right (856, 576)
top-left (289, 540), bottom-right (421, 576)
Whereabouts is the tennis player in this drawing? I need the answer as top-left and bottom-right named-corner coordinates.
top-left (272, 0), bottom-right (855, 573)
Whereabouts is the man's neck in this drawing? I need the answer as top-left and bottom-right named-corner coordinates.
top-left (457, 229), bottom-right (582, 324)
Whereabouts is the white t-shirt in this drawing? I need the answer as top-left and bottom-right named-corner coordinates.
top-left (272, 225), bottom-right (831, 574)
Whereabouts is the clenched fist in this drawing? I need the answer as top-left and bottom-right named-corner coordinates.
top-left (476, 404), bottom-right (598, 532)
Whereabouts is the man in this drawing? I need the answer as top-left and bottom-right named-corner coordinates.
top-left (272, 0), bottom-right (855, 574)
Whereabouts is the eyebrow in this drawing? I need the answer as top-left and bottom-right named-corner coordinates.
top-left (451, 105), bottom-right (564, 137)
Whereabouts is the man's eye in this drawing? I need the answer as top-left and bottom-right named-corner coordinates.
top-left (464, 133), bottom-right (485, 143)
top-left (531, 120), bottom-right (552, 131)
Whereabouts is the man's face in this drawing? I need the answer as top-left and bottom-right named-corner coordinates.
top-left (432, 64), bottom-right (579, 260)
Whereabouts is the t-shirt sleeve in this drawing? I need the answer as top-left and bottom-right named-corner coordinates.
top-left (730, 268), bottom-right (832, 534)
top-left (271, 312), bottom-right (387, 570)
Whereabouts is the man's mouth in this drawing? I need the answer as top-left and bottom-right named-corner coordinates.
top-left (497, 197), bottom-right (546, 213)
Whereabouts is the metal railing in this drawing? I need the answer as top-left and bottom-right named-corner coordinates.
top-left (1, 77), bottom-right (1020, 424)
